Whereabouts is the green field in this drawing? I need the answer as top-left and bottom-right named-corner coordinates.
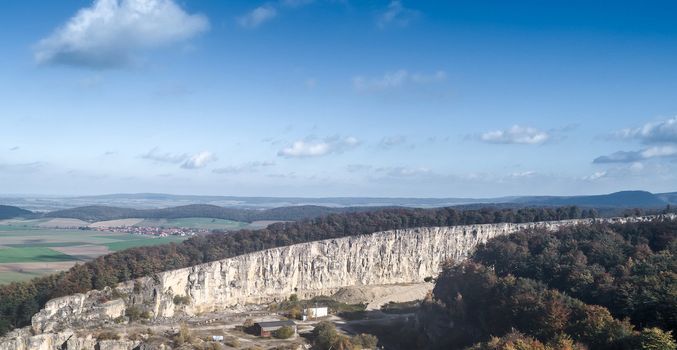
top-left (0, 247), bottom-right (74, 263)
top-left (135, 217), bottom-right (248, 230)
top-left (0, 224), bottom-right (189, 285)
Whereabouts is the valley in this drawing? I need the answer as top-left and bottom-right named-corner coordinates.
top-left (0, 217), bottom-right (251, 284)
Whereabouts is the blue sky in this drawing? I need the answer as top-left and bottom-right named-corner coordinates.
top-left (1, 0), bottom-right (677, 197)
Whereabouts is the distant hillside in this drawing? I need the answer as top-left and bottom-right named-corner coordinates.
top-left (0, 205), bottom-right (33, 220)
top-left (656, 192), bottom-right (677, 205)
top-left (44, 204), bottom-right (387, 222)
top-left (514, 190), bottom-right (668, 208)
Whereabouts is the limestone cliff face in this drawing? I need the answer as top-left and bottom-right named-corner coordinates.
top-left (2, 215), bottom-right (670, 349)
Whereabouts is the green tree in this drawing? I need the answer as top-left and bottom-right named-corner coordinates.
top-left (273, 325), bottom-right (295, 339)
top-left (633, 328), bottom-right (676, 350)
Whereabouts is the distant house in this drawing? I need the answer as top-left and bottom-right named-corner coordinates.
top-left (254, 320), bottom-right (297, 337)
top-left (302, 306), bottom-right (328, 321)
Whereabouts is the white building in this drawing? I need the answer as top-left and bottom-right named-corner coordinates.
top-left (302, 306), bottom-right (328, 320)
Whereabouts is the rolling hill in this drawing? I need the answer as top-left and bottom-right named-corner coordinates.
top-left (513, 190), bottom-right (669, 208)
top-left (0, 205), bottom-right (33, 220)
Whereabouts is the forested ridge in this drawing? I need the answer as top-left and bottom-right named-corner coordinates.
top-left (414, 217), bottom-right (677, 349)
top-left (44, 204), bottom-right (391, 222)
top-left (0, 206), bottom-right (588, 335)
top-left (0, 205), bottom-right (33, 220)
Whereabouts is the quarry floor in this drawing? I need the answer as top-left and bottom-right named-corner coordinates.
top-left (78, 283), bottom-right (431, 349)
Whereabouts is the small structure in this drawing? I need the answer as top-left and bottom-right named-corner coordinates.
top-left (254, 320), bottom-right (297, 337)
top-left (302, 306), bottom-right (329, 321)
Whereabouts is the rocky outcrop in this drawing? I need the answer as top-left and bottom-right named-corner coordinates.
top-left (3, 214), bottom-right (673, 349)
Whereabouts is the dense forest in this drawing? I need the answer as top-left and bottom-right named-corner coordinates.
top-left (414, 218), bottom-right (677, 349)
top-left (0, 206), bottom-right (588, 335)
top-left (44, 204), bottom-right (391, 222)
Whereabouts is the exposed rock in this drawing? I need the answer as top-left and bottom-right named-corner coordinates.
top-left (3, 214), bottom-right (673, 349)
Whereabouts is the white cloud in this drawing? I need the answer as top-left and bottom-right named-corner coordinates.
top-left (213, 161), bottom-right (275, 174)
top-left (509, 171), bottom-right (537, 178)
top-left (140, 147), bottom-right (188, 163)
top-left (277, 136), bottom-right (360, 158)
top-left (583, 171), bottom-right (607, 181)
top-left (34, 0), bottom-right (209, 69)
top-left (594, 145), bottom-right (677, 163)
top-left (480, 125), bottom-right (550, 145)
top-left (377, 0), bottom-right (419, 29)
top-left (353, 69), bottom-right (446, 91)
top-left (238, 4), bottom-right (277, 28)
top-left (181, 151), bottom-right (216, 169)
top-left (376, 166), bottom-right (431, 177)
top-left (615, 116), bottom-right (677, 144)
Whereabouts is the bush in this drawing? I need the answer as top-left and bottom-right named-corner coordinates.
top-left (352, 333), bottom-right (378, 349)
top-left (273, 325), bottom-right (295, 339)
top-left (97, 331), bottom-right (120, 341)
top-left (174, 324), bottom-right (192, 346)
top-left (173, 295), bottom-right (191, 305)
top-left (224, 336), bottom-right (240, 347)
top-left (126, 306), bottom-right (142, 322)
top-left (312, 322), bottom-right (356, 350)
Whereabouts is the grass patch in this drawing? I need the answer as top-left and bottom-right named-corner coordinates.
top-left (0, 270), bottom-right (52, 285)
top-left (4, 242), bottom-right (91, 248)
top-left (0, 247), bottom-right (75, 263)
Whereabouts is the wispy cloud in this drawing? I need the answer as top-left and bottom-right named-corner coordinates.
top-left (613, 116), bottom-right (677, 144)
top-left (375, 166), bottom-right (431, 177)
top-left (140, 147), bottom-right (188, 164)
top-left (0, 162), bottom-right (45, 173)
top-left (594, 117), bottom-right (677, 164)
top-left (181, 151), bottom-right (217, 169)
top-left (238, 0), bottom-right (316, 28)
top-left (278, 136), bottom-right (360, 158)
top-left (238, 4), bottom-right (277, 28)
top-left (593, 145), bottom-right (677, 163)
top-left (9, 146), bottom-right (20, 151)
top-left (378, 135), bottom-right (408, 149)
top-left (582, 171), bottom-right (608, 181)
top-left (34, 0), bottom-right (209, 69)
top-left (480, 125), bottom-right (550, 145)
top-left (353, 70), bottom-right (445, 91)
top-left (213, 161), bottom-right (275, 174)
top-left (377, 1), bottom-right (419, 29)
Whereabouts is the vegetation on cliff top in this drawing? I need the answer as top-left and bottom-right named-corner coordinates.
top-left (414, 218), bottom-right (677, 349)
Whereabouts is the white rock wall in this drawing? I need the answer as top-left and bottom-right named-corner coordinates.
top-left (2, 214), bottom-right (670, 350)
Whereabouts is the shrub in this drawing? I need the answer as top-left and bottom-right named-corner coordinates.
top-left (224, 337), bottom-right (240, 347)
top-left (173, 295), bottom-right (191, 305)
top-left (273, 326), bottom-right (295, 339)
top-left (97, 331), bottom-right (120, 341)
top-left (352, 333), bottom-right (378, 349)
top-left (174, 324), bottom-right (192, 346)
top-left (125, 306), bottom-right (142, 322)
